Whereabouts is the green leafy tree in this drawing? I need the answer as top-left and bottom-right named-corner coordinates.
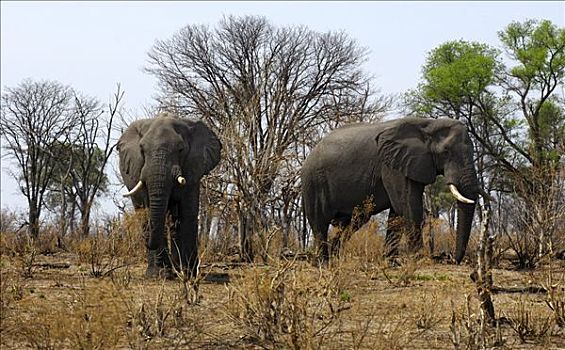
top-left (406, 19), bottom-right (565, 264)
top-left (45, 141), bottom-right (110, 236)
top-left (405, 40), bottom-right (505, 226)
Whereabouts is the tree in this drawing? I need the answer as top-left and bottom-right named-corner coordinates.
top-left (45, 86), bottom-right (123, 237)
top-left (1, 80), bottom-right (123, 238)
top-left (406, 19), bottom-right (565, 266)
top-left (146, 15), bottom-right (390, 260)
top-left (1, 80), bottom-right (78, 237)
top-left (68, 87), bottom-right (123, 237)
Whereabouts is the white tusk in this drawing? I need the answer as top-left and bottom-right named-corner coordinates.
top-left (449, 184), bottom-right (475, 204)
top-left (123, 181), bottom-right (144, 197)
top-left (177, 176), bottom-right (186, 186)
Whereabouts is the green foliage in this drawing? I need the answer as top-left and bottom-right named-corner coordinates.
top-left (498, 19), bottom-right (565, 169)
top-left (421, 40), bottom-right (500, 103)
top-left (406, 19), bottom-right (564, 176)
top-left (45, 140), bottom-right (109, 222)
top-left (424, 176), bottom-right (455, 218)
top-left (499, 19), bottom-right (565, 89)
top-left (406, 40), bottom-right (500, 120)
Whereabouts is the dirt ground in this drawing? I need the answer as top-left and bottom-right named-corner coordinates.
top-left (1, 245), bottom-right (564, 350)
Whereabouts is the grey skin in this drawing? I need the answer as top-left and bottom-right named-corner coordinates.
top-left (301, 117), bottom-right (480, 264)
top-left (117, 114), bottom-right (221, 278)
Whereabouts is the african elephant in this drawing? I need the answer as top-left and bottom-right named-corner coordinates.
top-left (117, 113), bottom-right (221, 278)
top-left (301, 117), bottom-right (480, 264)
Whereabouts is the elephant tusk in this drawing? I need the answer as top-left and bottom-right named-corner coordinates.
top-left (177, 176), bottom-right (186, 186)
top-left (123, 181), bottom-right (144, 197)
top-left (449, 184), bottom-right (475, 204)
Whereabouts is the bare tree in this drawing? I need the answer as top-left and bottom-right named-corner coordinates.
top-left (68, 85), bottom-right (124, 237)
top-left (146, 15), bottom-right (391, 260)
top-left (1, 80), bottom-right (78, 237)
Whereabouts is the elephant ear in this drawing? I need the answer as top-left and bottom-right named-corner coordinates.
top-left (183, 120), bottom-right (222, 181)
top-left (375, 120), bottom-right (436, 184)
top-left (117, 119), bottom-right (153, 186)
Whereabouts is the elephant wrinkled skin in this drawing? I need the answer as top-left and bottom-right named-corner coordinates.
top-left (301, 117), bottom-right (480, 264)
top-left (118, 113), bottom-right (221, 278)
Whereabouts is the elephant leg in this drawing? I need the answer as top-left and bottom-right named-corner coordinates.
top-left (314, 222), bottom-right (330, 265)
top-left (146, 248), bottom-right (172, 278)
top-left (383, 168), bottom-right (425, 257)
top-left (178, 213), bottom-right (199, 277)
top-left (385, 209), bottom-right (402, 258)
top-left (146, 230), bottom-right (173, 278)
top-left (329, 215), bottom-right (351, 258)
top-left (142, 206), bottom-right (174, 279)
top-left (168, 203), bottom-right (181, 270)
top-left (172, 188), bottom-right (200, 278)
top-left (403, 183), bottom-right (425, 255)
top-left (137, 206), bottom-right (164, 278)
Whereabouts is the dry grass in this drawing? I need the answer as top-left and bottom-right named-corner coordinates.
top-left (1, 218), bottom-right (564, 349)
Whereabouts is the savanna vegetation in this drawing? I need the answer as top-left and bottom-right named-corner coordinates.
top-left (1, 16), bottom-right (564, 349)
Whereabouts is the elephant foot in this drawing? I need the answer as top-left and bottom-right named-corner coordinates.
top-left (145, 265), bottom-right (175, 280)
top-left (145, 248), bottom-right (174, 279)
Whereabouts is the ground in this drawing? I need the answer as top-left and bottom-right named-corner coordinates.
top-left (1, 237), bottom-right (564, 350)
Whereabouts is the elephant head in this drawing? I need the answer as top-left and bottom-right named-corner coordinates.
top-left (117, 113), bottom-right (221, 257)
top-left (375, 118), bottom-right (479, 263)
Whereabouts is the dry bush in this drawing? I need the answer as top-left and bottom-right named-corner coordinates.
top-left (74, 231), bottom-right (123, 278)
top-left (3, 278), bottom-right (202, 349)
top-left (126, 282), bottom-right (178, 340)
top-left (109, 211), bottom-right (147, 261)
top-left (1, 233), bottom-right (38, 278)
top-left (425, 218), bottom-right (456, 256)
top-left (0, 208), bottom-right (23, 234)
top-left (414, 292), bottom-right (444, 330)
top-left (544, 275), bottom-right (565, 329)
top-left (225, 259), bottom-right (353, 349)
top-left (340, 308), bottom-right (424, 350)
top-left (527, 258), bottom-right (565, 330)
top-left (505, 298), bottom-right (553, 344)
top-left (6, 281), bottom-right (126, 349)
top-left (450, 295), bottom-right (504, 349)
top-left (380, 256), bottom-right (422, 287)
top-left (341, 219), bottom-right (385, 267)
top-left (121, 283), bottom-right (204, 349)
top-left (0, 268), bottom-right (25, 331)
top-left (71, 211), bottom-right (146, 278)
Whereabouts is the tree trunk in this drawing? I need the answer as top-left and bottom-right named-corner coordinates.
top-left (69, 200), bottom-right (77, 233)
top-left (28, 202), bottom-right (40, 238)
top-left (474, 203), bottom-right (496, 322)
top-left (238, 210), bottom-right (254, 262)
top-left (80, 204), bottom-right (91, 238)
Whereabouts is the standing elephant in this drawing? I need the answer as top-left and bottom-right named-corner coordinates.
top-left (301, 117), bottom-right (480, 264)
top-left (118, 113), bottom-right (221, 278)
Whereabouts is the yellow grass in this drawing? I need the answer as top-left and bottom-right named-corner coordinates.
top-left (1, 222), bottom-right (564, 349)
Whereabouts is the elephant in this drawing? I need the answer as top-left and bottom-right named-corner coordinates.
top-left (301, 117), bottom-right (480, 264)
top-left (117, 113), bottom-right (221, 278)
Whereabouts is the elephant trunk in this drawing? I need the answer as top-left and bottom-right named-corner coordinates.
top-left (454, 202), bottom-right (476, 263)
top-left (146, 166), bottom-right (171, 251)
top-left (451, 168), bottom-right (479, 263)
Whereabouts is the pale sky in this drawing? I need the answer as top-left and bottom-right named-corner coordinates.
top-left (1, 1), bottom-right (564, 216)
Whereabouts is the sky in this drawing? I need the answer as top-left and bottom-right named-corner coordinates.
top-left (1, 1), bottom-right (564, 217)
